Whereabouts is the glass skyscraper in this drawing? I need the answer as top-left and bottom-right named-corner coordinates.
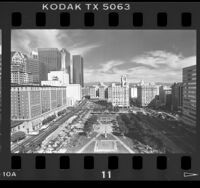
top-left (72, 55), bottom-right (84, 87)
top-left (38, 48), bottom-right (61, 80)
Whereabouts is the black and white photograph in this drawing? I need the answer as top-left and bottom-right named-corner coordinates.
top-left (10, 30), bottom-right (196, 154)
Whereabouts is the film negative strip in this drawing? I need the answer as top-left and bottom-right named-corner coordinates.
top-left (0, 1), bottom-right (200, 181)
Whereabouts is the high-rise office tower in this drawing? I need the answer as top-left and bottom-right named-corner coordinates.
top-left (60, 48), bottom-right (70, 72)
top-left (171, 82), bottom-right (183, 111)
top-left (26, 51), bottom-right (48, 83)
top-left (38, 48), bottom-right (61, 79)
top-left (159, 86), bottom-right (172, 106)
top-left (72, 55), bottom-right (84, 87)
top-left (60, 48), bottom-right (71, 83)
top-left (182, 65), bottom-right (196, 126)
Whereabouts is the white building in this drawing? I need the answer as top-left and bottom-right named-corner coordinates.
top-left (48, 71), bottom-right (69, 85)
top-left (99, 86), bottom-right (106, 99)
top-left (11, 51), bottom-right (33, 85)
top-left (66, 84), bottom-right (82, 106)
top-left (121, 75), bottom-right (128, 87)
top-left (137, 82), bottom-right (158, 107)
top-left (130, 87), bottom-right (137, 98)
top-left (89, 86), bottom-right (96, 99)
top-left (108, 75), bottom-right (130, 107)
top-left (41, 70), bottom-right (81, 107)
top-left (108, 84), bottom-right (129, 107)
top-left (108, 76), bottom-right (130, 107)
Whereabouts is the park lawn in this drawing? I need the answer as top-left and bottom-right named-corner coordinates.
top-left (65, 132), bottom-right (97, 153)
top-left (80, 141), bottom-right (96, 153)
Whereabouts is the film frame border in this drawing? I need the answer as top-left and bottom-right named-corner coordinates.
top-left (0, 1), bottom-right (199, 181)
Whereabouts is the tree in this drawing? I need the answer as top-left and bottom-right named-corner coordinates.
top-left (119, 124), bottom-right (129, 137)
top-left (19, 144), bottom-right (26, 153)
top-left (83, 115), bottom-right (97, 137)
top-left (11, 131), bottom-right (26, 143)
top-left (29, 141), bottom-right (40, 153)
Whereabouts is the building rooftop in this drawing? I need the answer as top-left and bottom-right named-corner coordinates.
top-left (11, 83), bottom-right (66, 88)
top-left (11, 120), bottom-right (25, 128)
top-left (183, 64), bottom-right (196, 70)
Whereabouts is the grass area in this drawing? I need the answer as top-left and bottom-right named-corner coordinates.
top-left (81, 141), bottom-right (96, 153)
top-left (64, 132), bottom-right (97, 153)
top-left (95, 133), bottom-right (116, 141)
top-left (116, 142), bottom-right (130, 153)
top-left (116, 113), bottom-right (166, 152)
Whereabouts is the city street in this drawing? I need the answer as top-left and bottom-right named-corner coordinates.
top-left (11, 99), bottom-right (89, 153)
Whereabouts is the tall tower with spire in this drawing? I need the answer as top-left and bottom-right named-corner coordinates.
top-left (60, 48), bottom-right (69, 71)
top-left (121, 75), bottom-right (128, 87)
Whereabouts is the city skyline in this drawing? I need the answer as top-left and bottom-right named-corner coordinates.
top-left (10, 30), bottom-right (196, 154)
top-left (11, 30), bottom-right (196, 83)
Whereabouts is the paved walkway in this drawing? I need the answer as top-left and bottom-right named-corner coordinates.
top-left (111, 133), bottom-right (135, 153)
top-left (76, 132), bottom-right (101, 153)
top-left (77, 132), bottom-right (135, 153)
top-left (77, 120), bottom-right (135, 153)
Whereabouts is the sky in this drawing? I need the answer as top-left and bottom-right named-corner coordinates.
top-left (11, 30), bottom-right (196, 83)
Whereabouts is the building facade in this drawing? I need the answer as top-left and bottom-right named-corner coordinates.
top-left (89, 86), bottom-right (96, 99)
top-left (171, 82), bottom-right (183, 111)
top-left (72, 55), bottom-right (84, 87)
top-left (182, 65), bottom-right (196, 126)
top-left (159, 86), bottom-right (172, 106)
top-left (108, 83), bottom-right (129, 107)
top-left (82, 87), bottom-right (90, 97)
top-left (66, 84), bottom-right (82, 106)
top-left (11, 51), bottom-right (31, 85)
top-left (27, 52), bottom-right (46, 83)
top-left (38, 48), bottom-right (61, 78)
top-left (60, 48), bottom-right (70, 73)
top-left (130, 86), bottom-right (137, 98)
top-left (137, 84), bottom-right (158, 107)
top-left (44, 70), bottom-right (70, 86)
top-left (99, 86), bottom-right (106, 99)
top-left (11, 85), bottom-right (67, 120)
